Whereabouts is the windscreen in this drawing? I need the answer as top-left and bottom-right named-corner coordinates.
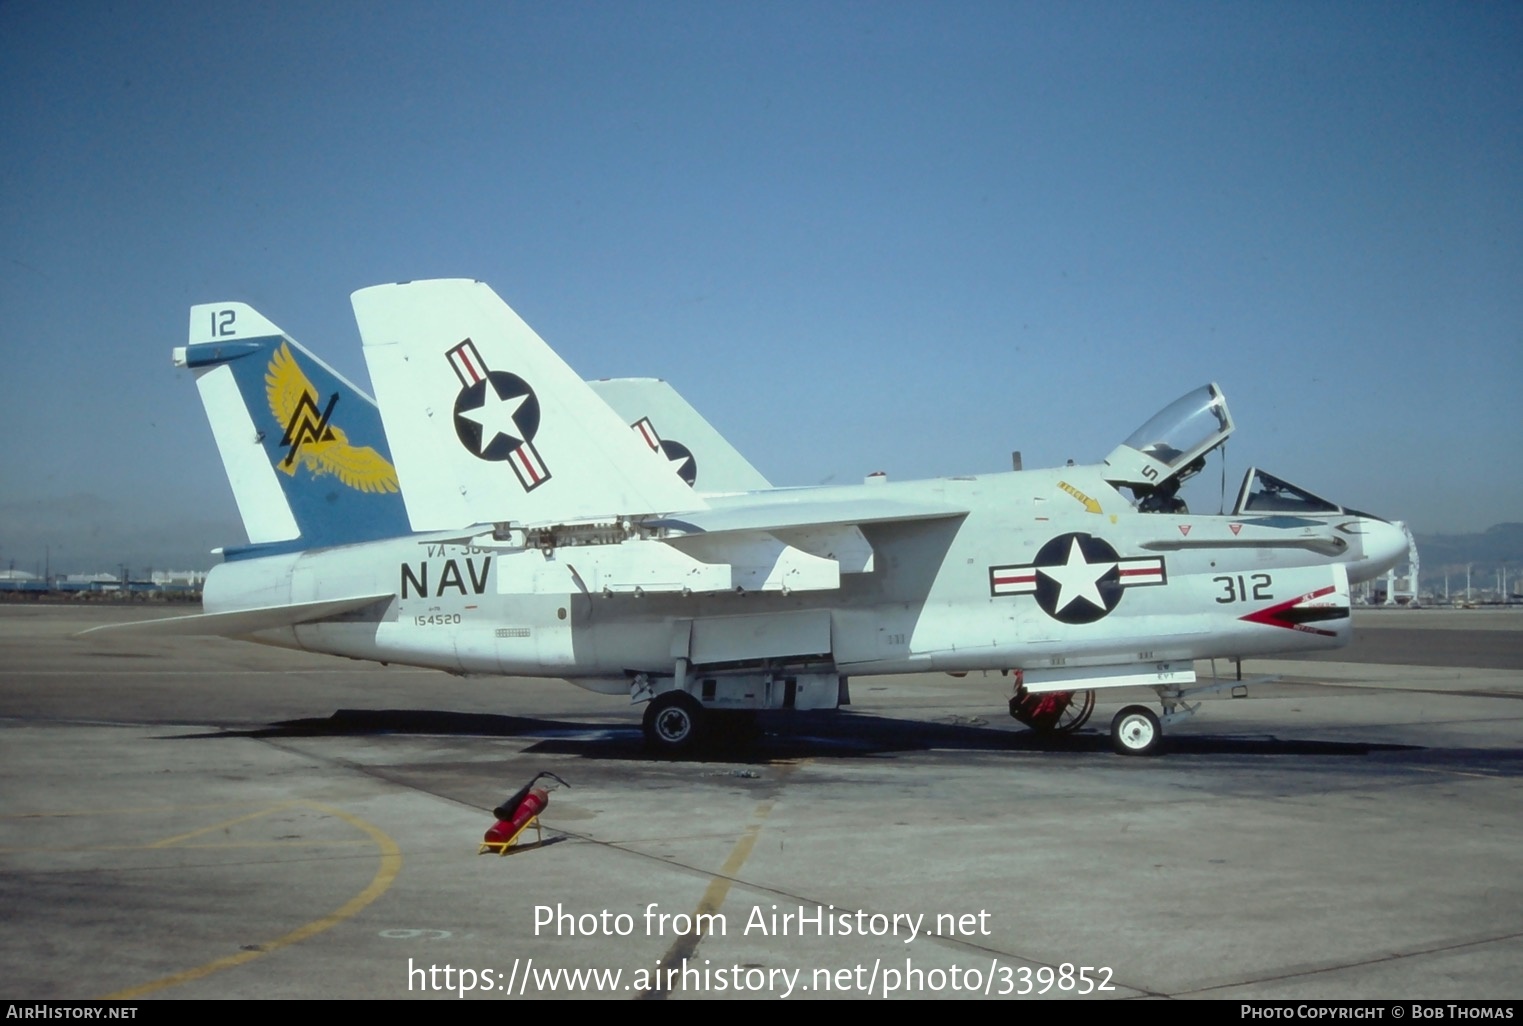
top-left (1234, 469), bottom-right (1341, 515)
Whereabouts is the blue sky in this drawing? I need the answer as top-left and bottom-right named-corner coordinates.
top-left (1, 1), bottom-right (1519, 573)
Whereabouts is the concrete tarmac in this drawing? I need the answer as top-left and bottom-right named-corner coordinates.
top-left (2, 604), bottom-right (1521, 1001)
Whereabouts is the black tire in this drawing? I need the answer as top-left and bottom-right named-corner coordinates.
top-left (642, 691), bottom-right (705, 754)
top-left (1110, 704), bottom-right (1162, 756)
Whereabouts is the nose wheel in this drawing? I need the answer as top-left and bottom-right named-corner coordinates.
top-left (1110, 705), bottom-right (1162, 756)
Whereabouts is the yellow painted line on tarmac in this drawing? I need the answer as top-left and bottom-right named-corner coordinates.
top-left (695, 800), bottom-right (774, 917)
top-left (1, 800), bottom-right (312, 820)
top-left (148, 801), bottom-right (300, 848)
top-left (101, 800), bottom-right (403, 999)
top-left (642, 761), bottom-right (803, 998)
top-left (693, 760), bottom-right (803, 919)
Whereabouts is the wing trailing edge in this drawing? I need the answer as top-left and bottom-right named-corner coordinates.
top-left (648, 497), bottom-right (968, 538)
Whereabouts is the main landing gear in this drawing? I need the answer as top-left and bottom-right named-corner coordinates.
top-left (635, 666), bottom-right (842, 755)
top-left (642, 691), bottom-right (704, 754)
top-left (1008, 682), bottom-right (1096, 735)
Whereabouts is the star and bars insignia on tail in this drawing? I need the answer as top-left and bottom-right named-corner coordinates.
top-left (989, 532), bottom-right (1166, 624)
top-left (447, 339), bottom-right (551, 492)
top-left (631, 417), bottom-right (698, 486)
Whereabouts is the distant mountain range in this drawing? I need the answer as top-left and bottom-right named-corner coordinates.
top-left (1413, 523), bottom-right (1523, 570)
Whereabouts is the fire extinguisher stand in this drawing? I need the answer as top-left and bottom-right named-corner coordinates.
top-left (480, 771), bottom-right (570, 855)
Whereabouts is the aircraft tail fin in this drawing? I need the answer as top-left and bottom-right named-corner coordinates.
top-left (178, 303), bottom-right (410, 555)
top-left (589, 378), bottom-right (773, 494)
top-left (353, 279), bottom-right (706, 531)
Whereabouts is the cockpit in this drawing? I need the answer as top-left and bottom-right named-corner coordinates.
top-left (1236, 469), bottom-right (1335, 514)
top-left (1102, 383), bottom-right (1233, 513)
top-left (1095, 383), bottom-right (1406, 584)
top-left (1104, 384), bottom-right (1389, 523)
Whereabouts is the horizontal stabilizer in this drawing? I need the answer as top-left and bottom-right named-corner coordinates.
top-left (77, 594), bottom-right (393, 639)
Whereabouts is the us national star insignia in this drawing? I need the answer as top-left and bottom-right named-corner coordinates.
top-left (989, 533), bottom-right (1166, 624)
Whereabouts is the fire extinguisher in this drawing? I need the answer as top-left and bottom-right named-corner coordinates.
top-left (481, 772), bottom-right (569, 853)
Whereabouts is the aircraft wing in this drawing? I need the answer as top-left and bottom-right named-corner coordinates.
top-left (649, 496), bottom-right (967, 536)
top-left (638, 496), bottom-right (968, 591)
top-left (77, 594), bottom-right (393, 639)
top-left (471, 496), bottom-right (968, 597)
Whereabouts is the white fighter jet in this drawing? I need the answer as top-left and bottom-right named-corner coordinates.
top-left (93, 280), bottom-right (1408, 756)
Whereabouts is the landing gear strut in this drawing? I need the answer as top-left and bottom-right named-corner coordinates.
top-left (1008, 683), bottom-right (1096, 734)
top-left (1105, 668), bottom-right (1276, 755)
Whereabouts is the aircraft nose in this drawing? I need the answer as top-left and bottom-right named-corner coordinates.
top-left (1347, 517), bottom-right (1409, 584)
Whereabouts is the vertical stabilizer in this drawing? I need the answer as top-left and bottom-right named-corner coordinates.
top-left (177, 303), bottom-right (409, 553)
top-left (353, 279), bottom-right (707, 531)
top-left (590, 378), bottom-right (773, 494)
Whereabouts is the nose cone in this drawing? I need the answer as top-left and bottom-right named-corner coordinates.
top-left (1346, 518), bottom-right (1409, 584)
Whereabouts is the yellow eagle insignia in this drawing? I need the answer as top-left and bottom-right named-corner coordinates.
top-left (264, 342), bottom-right (399, 494)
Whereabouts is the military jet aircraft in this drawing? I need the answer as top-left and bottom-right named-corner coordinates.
top-left (92, 280), bottom-right (1407, 756)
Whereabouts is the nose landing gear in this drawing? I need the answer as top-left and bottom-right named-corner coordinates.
top-left (1109, 705), bottom-right (1162, 756)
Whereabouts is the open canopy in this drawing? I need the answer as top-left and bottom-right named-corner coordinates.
top-left (1102, 383), bottom-right (1234, 493)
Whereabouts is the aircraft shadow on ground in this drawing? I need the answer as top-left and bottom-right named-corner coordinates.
top-left (168, 708), bottom-right (1422, 762)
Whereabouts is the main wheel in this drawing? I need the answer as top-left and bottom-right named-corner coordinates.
top-left (1009, 687), bottom-right (1097, 734)
top-left (642, 691), bottom-right (705, 754)
top-left (1110, 705), bottom-right (1162, 756)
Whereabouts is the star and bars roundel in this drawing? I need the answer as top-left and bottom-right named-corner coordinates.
top-left (447, 339), bottom-right (551, 492)
top-left (989, 533), bottom-right (1166, 624)
top-left (632, 417), bottom-right (698, 487)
